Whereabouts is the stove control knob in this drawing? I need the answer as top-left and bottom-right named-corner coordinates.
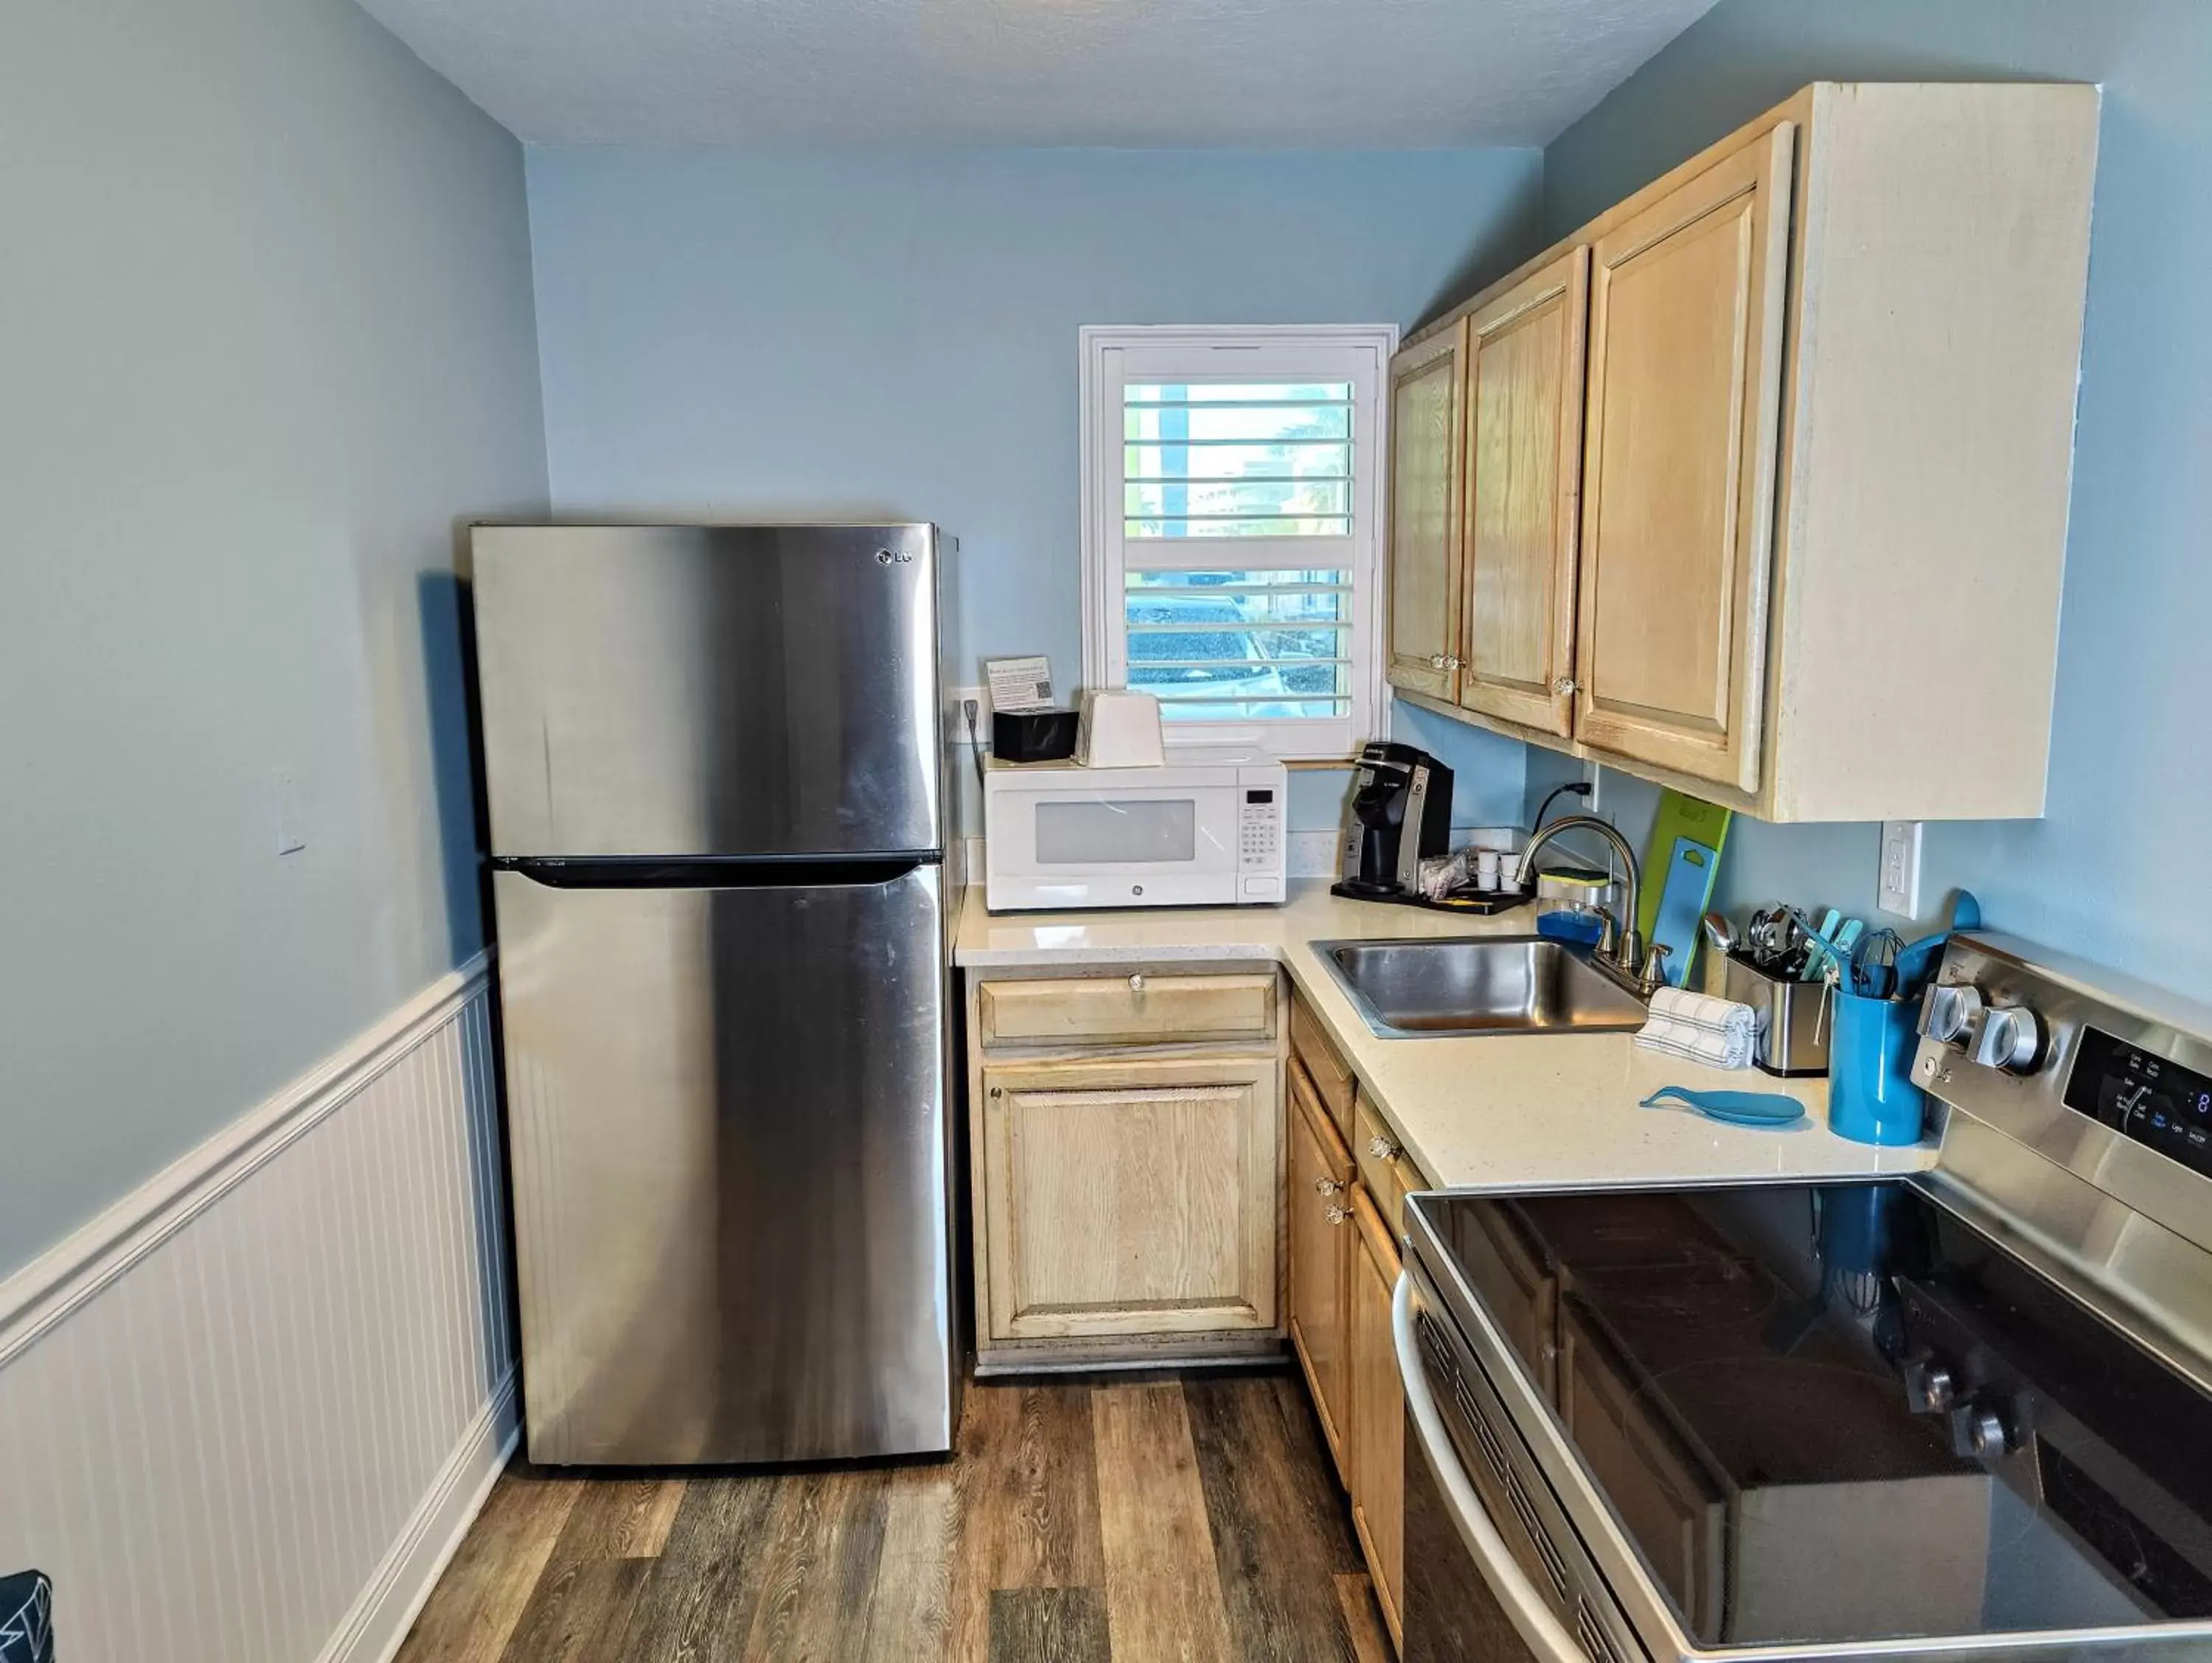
top-left (1921, 983), bottom-right (1984, 1047)
top-left (1904, 1359), bottom-right (1957, 1415)
top-left (1973, 1004), bottom-right (2046, 1075)
top-left (1950, 1402), bottom-right (2011, 1461)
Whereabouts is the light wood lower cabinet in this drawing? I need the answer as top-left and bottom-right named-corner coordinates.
top-left (979, 1053), bottom-right (1279, 1343)
top-left (1287, 1064), bottom-right (1356, 1478)
top-left (1287, 1066), bottom-right (1430, 1659)
top-left (1348, 1187), bottom-right (1406, 1650)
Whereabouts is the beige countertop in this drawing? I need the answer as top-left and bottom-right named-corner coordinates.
top-left (954, 882), bottom-right (1936, 1193)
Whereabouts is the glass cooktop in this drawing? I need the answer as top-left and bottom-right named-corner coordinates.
top-left (1419, 1179), bottom-right (2212, 1650)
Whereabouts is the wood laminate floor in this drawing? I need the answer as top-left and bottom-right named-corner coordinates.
top-left (394, 1370), bottom-right (1393, 1663)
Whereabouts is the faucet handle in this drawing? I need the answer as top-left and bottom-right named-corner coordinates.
top-left (1637, 942), bottom-right (1673, 995)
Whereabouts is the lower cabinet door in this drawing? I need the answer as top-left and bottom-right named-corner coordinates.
top-left (1349, 1187), bottom-right (1407, 1650)
top-left (1288, 1068), bottom-right (1357, 1479)
top-left (979, 1054), bottom-right (1279, 1342)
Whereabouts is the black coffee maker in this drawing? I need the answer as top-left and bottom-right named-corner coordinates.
top-left (1332, 742), bottom-right (1454, 900)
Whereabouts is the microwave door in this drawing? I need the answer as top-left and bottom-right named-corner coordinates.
top-left (986, 784), bottom-right (1243, 910)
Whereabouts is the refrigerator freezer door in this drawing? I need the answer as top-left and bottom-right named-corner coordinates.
top-left (492, 860), bottom-right (956, 1465)
top-left (473, 524), bottom-right (942, 859)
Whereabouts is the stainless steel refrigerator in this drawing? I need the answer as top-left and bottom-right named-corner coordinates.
top-left (470, 523), bottom-right (961, 1466)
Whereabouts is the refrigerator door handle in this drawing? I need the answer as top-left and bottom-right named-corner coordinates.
top-left (493, 854), bottom-right (939, 890)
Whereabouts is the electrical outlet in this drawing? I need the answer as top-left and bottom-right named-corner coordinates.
top-left (1879, 820), bottom-right (1923, 918)
top-left (947, 687), bottom-right (987, 747)
top-left (1581, 759), bottom-right (1603, 817)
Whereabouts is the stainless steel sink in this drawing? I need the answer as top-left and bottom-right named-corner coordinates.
top-left (1315, 936), bottom-right (1649, 1039)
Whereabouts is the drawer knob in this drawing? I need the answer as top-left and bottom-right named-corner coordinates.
top-left (1368, 1135), bottom-right (1401, 1162)
top-left (1324, 1204), bottom-right (1350, 1226)
top-left (1314, 1176), bottom-right (1344, 1196)
top-left (1552, 675), bottom-right (1579, 697)
top-left (1127, 972), bottom-right (1146, 993)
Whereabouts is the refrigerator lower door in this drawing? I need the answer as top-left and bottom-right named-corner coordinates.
top-left (491, 859), bottom-right (955, 1465)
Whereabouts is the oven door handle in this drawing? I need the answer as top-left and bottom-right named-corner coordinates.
top-left (1394, 1269), bottom-right (1587, 1663)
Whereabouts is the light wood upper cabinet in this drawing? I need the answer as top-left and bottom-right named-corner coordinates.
top-left (1347, 1187), bottom-right (1406, 1650)
top-left (1384, 321), bottom-right (1468, 701)
top-left (1287, 1064), bottom-right (1356, 1479)
top-left (1382, 83), bottom-right (2099, 822)
top-left (1458, 247), bottom-right (1589, 739)
top-left (978, 1052), bottom-right (1278, 1343)
top-left (1574, 123), bottom-right (1793, 792)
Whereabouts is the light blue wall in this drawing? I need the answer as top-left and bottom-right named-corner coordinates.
top-left (0, 0), bottom-right (546, 1275)
top-left (1507, 0), bottom-right (2212, 995)
top-left (526, 147), bottom-right (1544, 829)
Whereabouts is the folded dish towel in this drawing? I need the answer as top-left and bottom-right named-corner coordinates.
top-left (1635, 986), bottom-right (1757, 1070)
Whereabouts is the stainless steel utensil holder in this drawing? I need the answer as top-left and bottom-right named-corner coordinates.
top-left (1723, 952), bottom-right (1832, 1077)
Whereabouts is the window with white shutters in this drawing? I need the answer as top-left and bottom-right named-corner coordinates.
top-left (1082, 328), bottom-right (1393, 761)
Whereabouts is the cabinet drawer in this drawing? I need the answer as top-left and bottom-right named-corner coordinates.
top-left (1289, 993), bottom-right (1357, 1135)
top-left (1354, 1095), bottom-right (1427, 1235)
top-left (978, 972), bottom-right (1277, 1048)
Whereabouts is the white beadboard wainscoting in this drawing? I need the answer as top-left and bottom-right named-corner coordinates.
top-left (0, 955), bottom-right (515, 1663)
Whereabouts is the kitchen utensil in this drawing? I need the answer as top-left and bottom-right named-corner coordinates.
top-left (1702, 913), bottom-right (1736, 957)
top-left (1891, 889), bottom-right (1985, 998)
top-left (1647, 836), bottom-right (1717, 989)
top-left (1636, 789), bottom-right (1734, 944)
top-left (1639, 1086), bottom-right (1808, 1126)
top-left (1849, 929), bottom-right (1902, 1000)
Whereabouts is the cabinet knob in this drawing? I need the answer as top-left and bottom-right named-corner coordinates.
top-left (1314, 1176), bottom-right (1344, 1196)
top-left (1447, 655), bottom-right (1464, 670)
top-left (1368, 1135), bottom-right (1400, 1162)
top-left (1552, 676), bottom-right (1579, 697)
top-left (1429, 653), bottom-right (1449, 670)
top-left (1127, 972), bottom-right (1145, 993)
top-left (1324, 1204), bottom-right (1350, 1226)
top-left (989, 1087), bottom-right (1002, 1098)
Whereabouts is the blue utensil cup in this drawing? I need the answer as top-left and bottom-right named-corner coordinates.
top-left (1829, 989), bottom-right (1927, 1146)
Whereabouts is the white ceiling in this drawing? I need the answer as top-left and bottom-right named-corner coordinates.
top-left (358, 0), bottom-right (1719, 148)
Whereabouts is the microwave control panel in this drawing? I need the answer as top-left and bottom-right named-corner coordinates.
top-left (1239, 787), bottom-right (1281, 871)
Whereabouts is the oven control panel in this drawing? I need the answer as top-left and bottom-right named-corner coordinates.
top-left (2065, 1026), bottom-right (2212, 1177)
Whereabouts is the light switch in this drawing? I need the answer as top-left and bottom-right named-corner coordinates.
top-left (274, 770), bottom-right (307, 856)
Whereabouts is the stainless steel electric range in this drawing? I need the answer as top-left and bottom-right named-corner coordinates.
top-left (1396, 932), bottom-right (2212, 1662)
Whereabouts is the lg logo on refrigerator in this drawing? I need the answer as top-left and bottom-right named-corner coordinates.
top-left (875, 548), bottom-right (913, 565)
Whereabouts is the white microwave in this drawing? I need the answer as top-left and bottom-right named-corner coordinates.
top-left (981, 749), bottom-right (1288, 912)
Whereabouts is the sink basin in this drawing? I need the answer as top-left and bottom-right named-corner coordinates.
top-left (1315, 936), bottom-right (1649, 1039)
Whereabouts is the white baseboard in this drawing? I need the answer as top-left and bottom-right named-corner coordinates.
top-left (321, 1372), bottom-right (520, 1663)
top-left (0, 950), bottom-right (491, 1364)
top-left (0, 960), bottom-right (515, 1663)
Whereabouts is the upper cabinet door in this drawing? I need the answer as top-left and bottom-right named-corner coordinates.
top-left (1384, 321), bottom-right (1469, 701)
top-left (1457, 248), bottom-right (1590, 739)
top-left (1575, 124), bottom-right (1795, 792)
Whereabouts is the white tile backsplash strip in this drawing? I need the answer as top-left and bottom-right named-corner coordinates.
top-left (0, 961), bottom-right (514, 1663)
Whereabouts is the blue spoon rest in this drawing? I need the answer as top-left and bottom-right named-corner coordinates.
top-left (1639, 1087), bottom-right (1807, 1127)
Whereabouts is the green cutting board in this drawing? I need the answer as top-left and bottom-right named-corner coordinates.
top-left (1635, 788), bottom-right (1733, 948)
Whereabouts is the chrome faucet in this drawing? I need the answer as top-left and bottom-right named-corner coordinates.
top-left (1518, 814), bottom-right (1656, 990)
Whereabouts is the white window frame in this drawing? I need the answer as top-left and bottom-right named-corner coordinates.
top-left (1080, 324), bottom-right (1397, 763)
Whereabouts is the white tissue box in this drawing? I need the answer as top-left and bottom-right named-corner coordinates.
top-left (1074, 689), bottom-right (1165, 769)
